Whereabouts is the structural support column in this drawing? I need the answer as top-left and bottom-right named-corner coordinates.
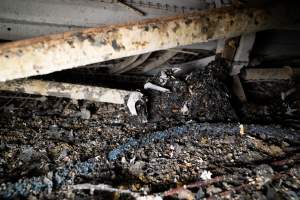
top-left (0, 1), bottom-right (298, 82)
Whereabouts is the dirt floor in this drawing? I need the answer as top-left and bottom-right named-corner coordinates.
top-left (0, 63), bottom-right (299, 199)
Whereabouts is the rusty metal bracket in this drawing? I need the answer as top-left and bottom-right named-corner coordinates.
top-left (0, 1), bottom-right (298, 82)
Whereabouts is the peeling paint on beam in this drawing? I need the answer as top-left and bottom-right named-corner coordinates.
top-left (0, 79), bottom-right (138, 104)
top-left (0, 2), bottom-right (297, 82)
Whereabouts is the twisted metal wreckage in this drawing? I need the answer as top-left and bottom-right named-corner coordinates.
top-left (0, 1), bottom-right (299, 109)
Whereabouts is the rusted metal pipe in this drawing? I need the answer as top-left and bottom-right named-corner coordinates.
top-left (0, 1), bottom-right (298, 82)
top-left (0, 79), bottom-right (140, 104)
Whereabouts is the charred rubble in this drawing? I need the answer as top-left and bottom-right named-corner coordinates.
top-left (145, 61), bottom-right (237, 123)
top-left (0, 0), bottom-right (300, 198)
top-left (0, 58), bottom-right (299, 199)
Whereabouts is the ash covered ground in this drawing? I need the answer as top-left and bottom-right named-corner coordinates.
top-left (0, 63), bottom-right (299, 199)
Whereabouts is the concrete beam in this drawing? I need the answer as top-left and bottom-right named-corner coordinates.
top-left (0, 0), bottom-right (210, 40)
top-left (0, 1), bottom-right (298, 82)
top-left (230, 33), bottom-right (256, 75)
top-left (241, 67), bottom-right (300, 81)
top-left (0, 79), bottom-right (139, 104)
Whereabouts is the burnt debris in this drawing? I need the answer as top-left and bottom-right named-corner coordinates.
top-left (145, 62), bottom-right (237, 123)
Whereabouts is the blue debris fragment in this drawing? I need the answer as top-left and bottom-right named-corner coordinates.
top-left (0, 159), bottom-right (98, 199)
top-left (108, 126), bottom-right (189, 161)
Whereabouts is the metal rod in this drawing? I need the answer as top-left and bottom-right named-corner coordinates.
top-left (0, 1), bottom-right (298, 82)
top-left (116, 0), bottom-right (146, 16)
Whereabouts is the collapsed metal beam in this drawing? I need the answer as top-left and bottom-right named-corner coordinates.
top-left (0, 1), bottom-right (298, 82)
top-left (0, 79), bottom-right (139, 104)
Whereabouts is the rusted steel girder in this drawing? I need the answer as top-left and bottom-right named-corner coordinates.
top-left (0, 1), bottom-right (298, 82)
top-left (0, 79), bottom-right (139, 104)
